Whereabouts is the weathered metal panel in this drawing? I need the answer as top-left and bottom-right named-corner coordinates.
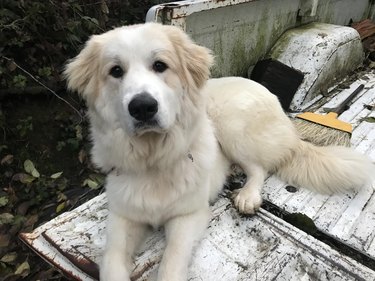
top-left (263, 72), bottom-right (375, 260)
top-left (147, 0), bottom-right (300, 77)
top-left (315, 0), bottom-right (371, 26)
top-left (19, 194), bottom-right (108, 280)
top-left (146, 0), bottom-right (373, 78)
top-left (268, 23), bottom-right (364, 111)
top-left (20, 196), bottom-right (375, 280)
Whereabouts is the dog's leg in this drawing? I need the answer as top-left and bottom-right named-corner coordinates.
top-left (100, 212), bottom-right (148, 281)
top-left (233, 162), bottom-right (266, 214)
top-left (157, 208), bottom-right (210, 281)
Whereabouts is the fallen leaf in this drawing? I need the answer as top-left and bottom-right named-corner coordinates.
top-left (83, 179), bottom-right (99, 189)
top-left (57, 192), bottom-right (67, 202)
top-left (14, 261), bottom-right (30, 277)
top-left (50, 171), bottom-right (63, 179)
top-left (23, 159), bottom-right (35, 174)
top-left (362, 116), bottom-right (375, 123)
top-left (1, 252), bottom-right (17, 263)
top-left (56, 201), bottom-right (66, 213)
top-left (31, 168), bottom-right (40, 178)
top-left (12, 173), bottom-right (36, 184)
top-left (88, 180), bottom-right (99, 189)
top-left (1, 154), bottom-right (13, 165)
top-left (23, 159), bottom-right (40, 178)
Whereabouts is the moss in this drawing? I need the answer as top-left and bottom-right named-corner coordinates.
top-left (229, 26), bottom-right (253, 77)
top-left (189, 2), bottom-right (300, 77)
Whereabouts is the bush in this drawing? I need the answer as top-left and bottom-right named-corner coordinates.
top-left (0, 0), bottom-right (173, 93)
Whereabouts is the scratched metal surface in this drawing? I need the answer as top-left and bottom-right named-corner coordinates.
top-left (20, 194), bottom-right (375, 281)
top-left (262, 70), bottom-right (375, 260)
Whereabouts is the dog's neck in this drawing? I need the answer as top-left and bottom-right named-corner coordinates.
top-left (90, 120), bottom-right (202, 174)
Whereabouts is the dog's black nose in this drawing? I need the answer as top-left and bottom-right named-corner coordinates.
top-left (128, 93), bottom-right (158, 121)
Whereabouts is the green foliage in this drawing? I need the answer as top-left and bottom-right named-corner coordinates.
top-left (0, 96), bottom-right (100, 280)
top-left (16, 116), bottom-right (33, 137)
top-left (0, 0), bottom-right (173, 92)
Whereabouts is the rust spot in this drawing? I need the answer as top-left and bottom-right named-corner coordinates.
top-left (19, 232), bottom-right (86, 281)
top-left (42, 232), bottom-right (100, 280)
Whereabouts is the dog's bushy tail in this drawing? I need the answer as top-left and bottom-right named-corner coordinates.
top-left (276, 140), bottom-right (374, 193)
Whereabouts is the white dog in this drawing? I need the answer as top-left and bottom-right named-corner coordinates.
top-left (64, 23), bottom-right (373, 281)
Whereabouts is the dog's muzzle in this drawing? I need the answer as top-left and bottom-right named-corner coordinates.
top-left (128, 93), bottom-right (160, 132)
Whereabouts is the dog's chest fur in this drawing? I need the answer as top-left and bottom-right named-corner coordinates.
top-left (91, 115), bottom-right (222, 226)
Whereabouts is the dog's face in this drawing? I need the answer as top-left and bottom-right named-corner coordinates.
top-left (64, 23), bottom-right (213, 136)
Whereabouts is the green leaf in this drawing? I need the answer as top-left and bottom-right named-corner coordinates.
top-left (37, 66), bottom-right (52, 78)
top-left (83, 178), bottom-right (99, 189)
top-left (0, 213), bottom-right (14, 224)
top-left (89, 173), bottom-right (105, 185)
top-left (362, 116), bottom-right (375, 123)
top-left (56, 202), bottom-right (66, 213)
top-left (20, 174), bottom-right (36, 184)
top-left (0, 196), bottom-right (9, 207)
top-left (14, 261), bottom-right (30, 277)
top-left (24, 159), bottom-right (35, 174)
top-left (23, 159), bottom-right (40, 178)
top-left (31, 168), bottom-right (40, 178)
top-left (24, 159), bottom-right (33, 173)
top-left (50, 171), bottom-right (63, 179)
top-left (57, 192), bottom-right (67, 202)
top-left (1, 252), bottom-right (17, 263)
top-left (12, 74), bottom-right (27, 88)
top-left (12, 173), bottom-right (36, 184)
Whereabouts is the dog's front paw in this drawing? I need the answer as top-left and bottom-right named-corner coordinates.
top-left (100, 252), bottom-right (131, 281)
top-left (232, 188), bottom-right (262, 214)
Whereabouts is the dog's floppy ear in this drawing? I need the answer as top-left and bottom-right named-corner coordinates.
top-left (164, 25), bottom-right (214, 89)
top-left (64, 35), bottom-right (102, 103)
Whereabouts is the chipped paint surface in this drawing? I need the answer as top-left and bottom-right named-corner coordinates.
top-left (19, 194), bottom-right (108, 281)
top-left (263, 73), bottom-right (375, 261)
top-left (146, 0), bottom-right (373, 78)
top-left (268, 23), bottom-right (364, 111)
top-left (148, 0), bottom-right (300, 77)
top-left (20, 195), bottom-right (375, 280)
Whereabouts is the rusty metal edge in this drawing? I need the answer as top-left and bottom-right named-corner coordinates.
top-left (19, 232), bottom-right (88, 281)
top-left (146, 0), bottom-right (258, 23)
top-left (42, 232), bottom-right (100, 280)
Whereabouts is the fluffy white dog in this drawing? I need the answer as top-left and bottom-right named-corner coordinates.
top-left (64, 23), bottom-right (373, 281)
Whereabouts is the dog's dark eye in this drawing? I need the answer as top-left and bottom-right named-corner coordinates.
top-left (109, 65), bottom-right (124, 78)
top-left (153, 61), bottom-right (168, 73)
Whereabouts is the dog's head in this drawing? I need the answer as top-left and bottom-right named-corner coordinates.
top-left (64, 23), bottom-right (213, 136)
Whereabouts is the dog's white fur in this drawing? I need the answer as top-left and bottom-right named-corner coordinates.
top-left (64, 23), bottom-right (374, 281)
